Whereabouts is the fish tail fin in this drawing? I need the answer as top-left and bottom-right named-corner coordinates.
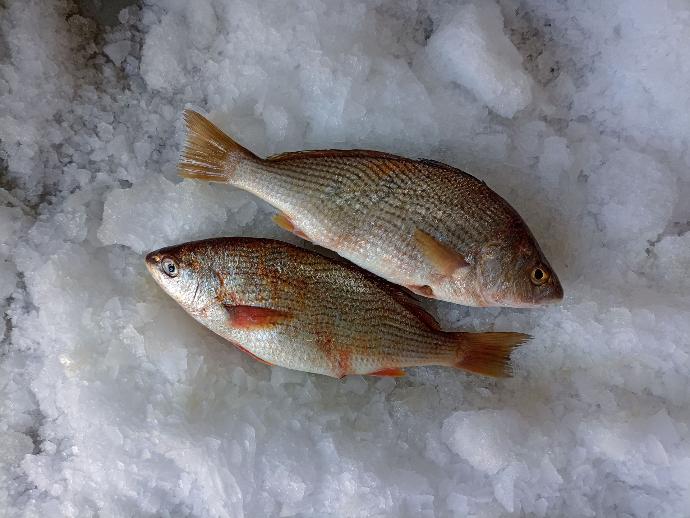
top-left (178, 109), bottom-right (258, 182)
top-left (447, 332), bottom-right (531, 378)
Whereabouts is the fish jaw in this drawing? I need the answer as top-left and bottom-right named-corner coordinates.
top-left (145, 250), bottom-right (166, 287)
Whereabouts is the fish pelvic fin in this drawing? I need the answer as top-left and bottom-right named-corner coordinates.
top-left (178, 109), bottom-right (258, 182)
top-left (272, 212), bottom-right (310, 240)
top-left (449, 332), bottom-right (531, 378)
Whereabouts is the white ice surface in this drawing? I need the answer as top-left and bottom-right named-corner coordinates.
top-left (1, 0), bottom-right (690, 516)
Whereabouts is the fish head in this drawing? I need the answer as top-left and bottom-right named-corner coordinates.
top-left (145, 243), bottom-right (217, 313)
top-left (476, 233), bottom-right (563, 308)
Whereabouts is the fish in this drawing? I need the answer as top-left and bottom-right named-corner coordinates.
top-left (177, 110), bottom-right (564, 308)
top-left (145, 237), bottom-right (530, 378)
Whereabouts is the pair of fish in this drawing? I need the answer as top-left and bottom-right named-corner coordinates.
top-left (146, 110), bottom-right (563, 379)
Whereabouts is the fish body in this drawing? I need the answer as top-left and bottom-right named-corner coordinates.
top-left (178, 110), bottom-right (563, 308)
top-left (146, 238), bottom-right (529, 378)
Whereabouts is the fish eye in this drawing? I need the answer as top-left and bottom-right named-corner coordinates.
top-left (530, 266), bottom-right (549, 285)
top-left (161, 257), bottom-right (179, 277)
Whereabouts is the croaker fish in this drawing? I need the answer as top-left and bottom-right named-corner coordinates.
top-left (146, 238), bottom-right (530, 378)
top-left (178, 110), bottom-right (563, 308)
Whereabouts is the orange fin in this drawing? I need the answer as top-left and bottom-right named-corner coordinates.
top-left (272, 212), bottom-right (309, 240)
top-left (407, 284), bottom-right (435, 299)
top-left (369, 367), bottom-right (406, 377)
top-left (232, 341), bottom-right (274, 366)
top-left (224, 304), bottom-right (292, 329)
top-left (178, 109), bottom-right (258, 182)
top-left (267, 148), bottom-right (403, 162)
top-left (450, 332), bottom-right (531, 377)
top-left (414, 229), bottom-right (469, 277)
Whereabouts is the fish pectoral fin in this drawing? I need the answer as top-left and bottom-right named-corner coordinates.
top-left (406, 284), bottom-right (435, 299)
top-left (368, 367), bottom-right (406, 377)
top-left (272, 212), bottom-right (309, 240)
top-left (223, 304), bottom-right (292, 329)
top-left (413, 229), bottom-right (470, 277)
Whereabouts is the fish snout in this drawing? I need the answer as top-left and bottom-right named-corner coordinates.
top-left (145, 251), bottom-right (162, 272)
top-left (535, 275), bottom-right (564, 305)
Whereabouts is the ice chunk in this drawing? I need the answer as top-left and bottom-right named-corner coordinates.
top-left (0, 430), bottom-right (33, 463)
top-left (98, 175), bottom-right (248, 254)
top-left (140, 13), bottom-right (187, 91)
top-left (426, 2), bottom-right (533, 117)
top-left (103, 40), bottom-right (131, 66)
top-left (653, 234), bottom-right (690, 291)
top-left (493, 463), bottom-right (517, 512)
top-left (442, 410), bottom-right (523, 475)
top-left (587, 148), bottom-right (676, 246)
top-left (264, 464), bottom-right (306, 504)
top-left (0, 259), bottom-right (17, 299)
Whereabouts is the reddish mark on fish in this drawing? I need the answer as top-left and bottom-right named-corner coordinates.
top-left (317, 332), bottom-right (351, 378)
top-left (335, 349), bottom-right (351, 379)
top-left (369, 367), bottom-right (406, 377)
top-left (213, 269), bottom-right (242, 305)
top-left (224, 305), bottom-right (291, 329)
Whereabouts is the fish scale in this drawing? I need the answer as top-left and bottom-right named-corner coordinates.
top-left (177, 110), bottom-right (563, 307)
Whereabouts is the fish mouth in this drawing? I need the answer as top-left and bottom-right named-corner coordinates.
top-left (547, 276), bottom-right (565, 303)
top-left (534, 279), bottom-right (564, 306)
top-left (145, 251), bottom-right (162, 273)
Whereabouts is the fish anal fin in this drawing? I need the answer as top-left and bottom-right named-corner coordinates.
top-left (224, 304), bottom-right (292, 329)
top-left (369, 367), bottom-right (406, 377)
top-left (267, 149), bottom-right (403, 162)
top-left (414, 229), bottom-right (469, 277)
top-left (272, 212), bottom-right (309, 240)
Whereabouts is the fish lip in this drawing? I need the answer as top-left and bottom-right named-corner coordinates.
top-left (537, 285), bottom-right (564, 305)
top-left (145, 251), bottom-right (161, 272)
top-left (549, 277), bottom-right (565, 303)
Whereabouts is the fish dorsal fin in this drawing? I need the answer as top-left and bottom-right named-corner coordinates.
top-left (416, 158), bottom-right (481, 182)
top-left (267, 149), bottom-right (405, 162)
top-left (414, 229), bottom-right (470, 277)
top-left (223, 304), bottom-right (292, 329)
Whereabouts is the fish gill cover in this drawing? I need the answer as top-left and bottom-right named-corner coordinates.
top-left (0, 0), bottom-right (689, 516)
